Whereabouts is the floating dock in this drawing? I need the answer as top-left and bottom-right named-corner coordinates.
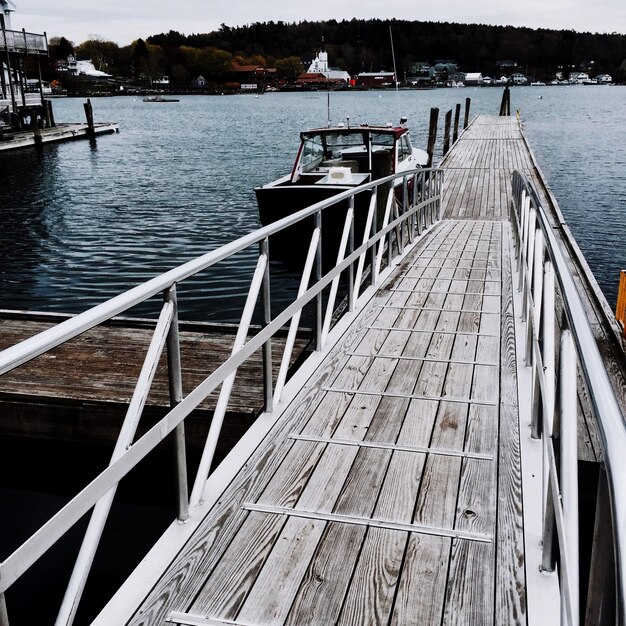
top-left (0, 113), bottom-right (624, 626)
top-left (0, 122), bottom-right (119, 153)
top-left (0, 311), bottom-right (307, 449)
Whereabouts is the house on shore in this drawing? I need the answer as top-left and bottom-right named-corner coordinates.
top-left (464, 72), bottom-right (483, 86)
top-left (0, 0), bottom-right (51, 132)
top-left (356, 71), bottom-right (396, 87)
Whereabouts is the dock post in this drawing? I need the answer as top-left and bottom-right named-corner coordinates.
top-left (426, 107), bottom-right (439, 167)
top-left (260, 237), bottom-right (273, 411)
top-left (463, 97), bottom-right (471, 129)
top-left (500, 86), bottom-right (511, 116)
top-left (46, 99), bottom-right (55, 127)
top-left (165, 285), bottom-right (189, 522)
top-left (616, 270), bottom-right (626, 335)
top-left (453, 102), bottom-right (461, 143)
top-left (32, 115), bottom-right (42, 151)
top-left (443, 109), bottom-right (452, 156)
top-left (83, 98), bottom-right (95, 138)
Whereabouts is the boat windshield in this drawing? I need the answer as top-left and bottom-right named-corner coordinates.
top-left (300, 131), bottom-right (367, 172)
top-left (371, 132), bottom-right (395, 151)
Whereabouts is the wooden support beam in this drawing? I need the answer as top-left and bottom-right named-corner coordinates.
top-left (443, 109), bottom-right (452, 155)
top-left (616, 270), bottom-right (626, 335)
top-left (426, 107), bottom-right (439, 167)
top-left (463, 97), bottom-right (471, 128)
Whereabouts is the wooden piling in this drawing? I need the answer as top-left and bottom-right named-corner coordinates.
top-left (499, 86), bottom-right (511, 116)
top-left (46, 100), bottom-right (55, 128)
top-left (83, 99), bottom-right (95, 138)
top-left (463, 97), bottom-right (471, 129)
top-left (453, 102), bottom-right (461, 143)
top-left (426, 107), bottom-right (439, 167)
top-left (32, 115), bottom-right (42, 150)
top-left (443, 109), bottom-right (452, 155)
top-left (616, 270), bottom-right (626, 335)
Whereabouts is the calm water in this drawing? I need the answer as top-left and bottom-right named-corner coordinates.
top-left (0, 86), bottom-right (624, 320)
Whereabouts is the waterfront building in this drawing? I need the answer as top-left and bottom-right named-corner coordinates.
top-left (510, 72), bottom-right (528, 85)
top-left (356, 71), bottom-right (396, 87)
top-left (0, 0), bottom-right (50, 131)
top-left (464, 72), bottom-right (484, 85)
top-left (305, 50), bottom-right (351, 84)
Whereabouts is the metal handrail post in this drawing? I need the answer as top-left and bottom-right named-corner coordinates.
top-left (321, 205), bottom-right (354, 346)
top-left (260, 238), bottom-right (273, 412)
top-left (532, 230), bottom-right (545, 332)
top-left (560, 329), bottom-right (580, 625)
top-left (55, 300), bottom-right (175, 626)
top-left (542, 262), bottom-right (556, 435)
top-left (164, 285), bottom-right (189, 522)
top-left (188, 252), bottom-right (269, 508)
top-left (347, 202), bottom-right (355, 312)
top-left (0, 593), bottom-right (8, 626)
top-left (315, 211), bottom-right (323, 351)
top-left (274, 228), bottom-right (320, 403)
top-left (353, 191), bottom-right (377, 308)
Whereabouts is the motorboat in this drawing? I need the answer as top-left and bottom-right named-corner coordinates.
top-left (142, 95), bottom-right (180, 102)
top-left (256, 119), bottom-right (428, 240)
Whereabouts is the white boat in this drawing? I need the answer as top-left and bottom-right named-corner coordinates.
top-left (255, 119), bottom-right (429, 251)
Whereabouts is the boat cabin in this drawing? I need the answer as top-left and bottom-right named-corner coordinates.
top-left (290, 124), bottom-right (427, 186)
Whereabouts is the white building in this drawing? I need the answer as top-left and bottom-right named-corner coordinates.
top-left (0, 0), bottom-right (13, 28)
top-left (510, 73), bottom-right (528, 85)
top-left (464, 72), bottom-right (483, 85)
top-left (306, 51), bottom-right (351, 83)
top-left (596, 73), bottom-right (613, 83)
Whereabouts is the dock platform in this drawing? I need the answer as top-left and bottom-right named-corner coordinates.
top-left (2, 114), bottom-right (625, 626)
top-left (0, 122), bottom-right (118, 153)
top-left (88, 115), bottom-right (624, 625)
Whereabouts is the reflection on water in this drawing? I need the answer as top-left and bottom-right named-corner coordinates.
top-left (0, 87), bottom-right (624, 320)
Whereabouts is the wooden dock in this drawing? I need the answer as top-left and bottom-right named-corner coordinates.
top-left (0, 311), bottom-right (308, 449)
top-left (85, 114), bottom-right (626, 625)
top-left (1, 113), bottom-right (623, 626)
top-left (0, 122), bottom-right (118, 153)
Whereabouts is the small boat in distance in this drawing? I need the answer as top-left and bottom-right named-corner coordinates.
top-left (256, 118), bottom-right (428, 227)
top-left (142, 95), bottom-right (180, 103)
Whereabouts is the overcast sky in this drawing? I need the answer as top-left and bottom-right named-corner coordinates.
top-left (13, 0), bottom-right (626, 46)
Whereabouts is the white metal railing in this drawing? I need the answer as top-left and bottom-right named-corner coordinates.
top-left (0, 28), bottom-right (48, 54)
top-left (510, 170), bottom-right (626, 625)
top-left (0, 166), bottom-right (444, 626)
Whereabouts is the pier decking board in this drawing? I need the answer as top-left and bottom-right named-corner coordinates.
top-left (0, 122), bottom-right (118, 153)
top-left (125, 221), bottom-right (520, 626)
top-left (88, 114), bottom-right (626, 625)
top-left (0, 315), bottom-right (308, 445)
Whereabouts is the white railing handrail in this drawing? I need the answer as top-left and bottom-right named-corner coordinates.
top-left (511, 170), bottom-right (626, 624)
top-left (0, 169), bottom-right (438, 376)
top-left (0, 166), bottom-right (444, 625)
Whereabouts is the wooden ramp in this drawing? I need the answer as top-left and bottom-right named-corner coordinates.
top-left (98, 115), bottom-right (605, 625)
top-left (105, 112), bottom-right (539, 626)
top-left (119, 219), bottom-right (522, 626)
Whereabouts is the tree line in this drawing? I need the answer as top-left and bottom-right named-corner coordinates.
top-left (45, 18), bottom-right (626, 85)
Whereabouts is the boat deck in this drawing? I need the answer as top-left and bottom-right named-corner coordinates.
top-left (94, 115), bottom-right (609, 625)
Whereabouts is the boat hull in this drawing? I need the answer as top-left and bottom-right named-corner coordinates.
top-left (255, 183), bottom-right (384, 267)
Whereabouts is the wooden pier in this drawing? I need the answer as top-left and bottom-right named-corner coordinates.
top-left (0, 311), bottom-right (308, 449)
top-left (2, 113), bottom-right (625, 626)
top-left (85, 115), bottom-right (625, 625)
top-left (0, 122), bottom-right (119, 153)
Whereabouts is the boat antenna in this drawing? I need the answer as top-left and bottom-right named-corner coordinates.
top-left (327, 91), bottom-right (331, 126)
top-left (389, 24), bottom-right (401, 122)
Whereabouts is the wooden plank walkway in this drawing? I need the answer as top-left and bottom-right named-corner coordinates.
top-left (0, 312), bottom-right (308, 447)
top-left (116, 212), bottom-right (526, 624)
top-left (95, 114), bottom-right (614, 625)
top-left (0, 123), bottom-right (118, 153)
